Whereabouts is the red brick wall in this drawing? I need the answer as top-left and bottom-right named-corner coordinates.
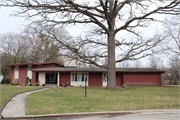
top-left (31, 71), bottom-right (36, 84)
top-left (123, 73), bottom-right (161, 86)
top-left (60, 72), bottom-right (70, 86)
top-left (11, 67), bottom-right (15, 83)
top-left (18, 66), bottom-right (27, 85)
top-left (116, 73), bottom-right (123, 86)
top-left (89, 73), bottom-right (102, 86)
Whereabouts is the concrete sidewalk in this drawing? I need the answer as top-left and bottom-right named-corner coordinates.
top-left (1, 88), bottom-right (49, 118)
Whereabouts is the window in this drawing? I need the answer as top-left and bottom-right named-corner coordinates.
top-left (103, 73), bottom-right (107, 82)
top-left (71, 73), bottom-right (88, 82)
top-left (28, 66), bottom-right (32, 79)
top-left (15, 67), bottom-right (19, 83)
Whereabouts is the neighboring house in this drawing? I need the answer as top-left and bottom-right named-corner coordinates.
top-left (6, 62), bottom-right (165, 86)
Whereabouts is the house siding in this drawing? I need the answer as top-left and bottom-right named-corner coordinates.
top-left (18, 66), bottom-right (27, 85)
top-left (123, 73), bottom-right (161, 86)
top-left (11, 67), bottom-right (15, 83)
top-left (60, 72), bottom-right (70, 86)
top-left (116, 73), bottom-right (123, 86)
top-left (89, 73), bottom-right (102, 86)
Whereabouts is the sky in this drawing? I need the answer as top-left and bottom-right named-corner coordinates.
top-left (0, 7), bottom-right (85, 36)
top-left (0, 2), bottom-right (174, 68)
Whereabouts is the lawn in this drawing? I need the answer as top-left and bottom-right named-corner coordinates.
top-left (0, 85), bottom-right (42, 109)
top-left (26, 86), bottom-right (179, 115)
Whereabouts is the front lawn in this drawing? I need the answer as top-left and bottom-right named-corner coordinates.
top-left (0, 85), bottom-right (42, 109)
top-left (26, 87), bottom-right (179, 115)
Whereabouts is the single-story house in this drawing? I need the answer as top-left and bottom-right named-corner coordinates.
top-left (6, 62), bottom-right (165, 86)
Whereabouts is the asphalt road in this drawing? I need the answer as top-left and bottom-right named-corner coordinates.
top-left (6, 111), bottom-right (180, 120)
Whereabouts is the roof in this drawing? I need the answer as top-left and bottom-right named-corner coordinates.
top-left (5, 62), bottom-right (64, 67)
top-left (32, 67), bottom-right (165, 73)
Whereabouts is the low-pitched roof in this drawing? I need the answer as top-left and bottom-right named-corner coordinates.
top-left (6, 62), bottom-right (64, 67)
top-left (32, 67), bottom-right (165, 73)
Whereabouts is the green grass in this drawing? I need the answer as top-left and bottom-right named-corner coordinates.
top-left (0, 85), bottom-right (42, 109)
top-left (26, 87), bottom-right (180, 115)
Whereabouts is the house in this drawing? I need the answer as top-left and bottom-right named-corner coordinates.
top-left (6, 62), bottom-right (165, 86)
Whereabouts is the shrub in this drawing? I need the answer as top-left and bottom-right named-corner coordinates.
top-left (42, 84), bottom-right (45, 87)
top-left (173, 81), bottom-right (178, 85)
top-left (25, 77), bottom-right (30, 86)
top-left (5, 79), bottom-right (10, 84)
top-left (59, 84), bottom-right (62, 86)
top-left (1, 79), bottom-right (5, 84)
top-left (29, 83), bottom-right (32, 86)
top-left (71, 85), bottom-right (74, 87)
top-left (36, 83), bottom-right (39, 86)
top-left (1, 78), bottom-right (10, 84)
top-left (11, 83), bottom-right (20, 85)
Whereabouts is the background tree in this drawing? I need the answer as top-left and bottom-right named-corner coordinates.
top-left (1, 0), bottom-right (180, 89)
top-left (148, 55), bottom-right (164, 69)
top-left (0, 33), bottom-right (31, 78)
top-left (164, 15), bottom-right (180, 54)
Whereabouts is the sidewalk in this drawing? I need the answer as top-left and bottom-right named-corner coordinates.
top-left (1, 88), bottom-right (49, 118)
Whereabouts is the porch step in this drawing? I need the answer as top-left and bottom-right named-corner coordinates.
top-left (45, 84), bottom-right (57, 88)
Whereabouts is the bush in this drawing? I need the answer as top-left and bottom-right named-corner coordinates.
top-left (29, 83), bottom-right (32, 86)
top-left (5, 79), bottom-right (11, 84)
top-left (1, 79), bottom-right (5, 84)
top-left (173, 81), bottom-right (178, 85)
top-left (1, 78), bottom-right (10, 84)
top-left (11, 83), bottom-right (20, 85)
top-left (59, 84), bottom-right (62, 86)
top-left (36, 83), bottom-right (39, 86)
top-left (25, 77), bottom-right (30, 86)
top-left (42, 84), bottom-right (45, 87)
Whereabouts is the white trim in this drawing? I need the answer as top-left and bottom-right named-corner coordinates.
top-left (14, 67), bottom-right (19, 83)
top-left (57, 72), bottom-right (60, 86)
top-left (27, 66), bottom-right (32, 79)
top-left (71, 72), bottom-right (88, 86)
top-left (39, 72), bottom-right (45, 85)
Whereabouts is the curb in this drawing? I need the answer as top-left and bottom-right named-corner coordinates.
top-left (0, 87), bottom-right (49, 118)
top-left (2, 109), bottom-right (180, 119)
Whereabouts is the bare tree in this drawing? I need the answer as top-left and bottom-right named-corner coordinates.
top-left (148, 55), bottom-right (163, 69)
top-left (0, 33), bottom-right (31, 79)
top-left (169, 54), bottom-right (180, 82)
top-left (1, 0), bottom-right (180, 89)
top-left (164, 15), bottom-right (180, 54)
top-left (0, 33), bottom-right (31, 64)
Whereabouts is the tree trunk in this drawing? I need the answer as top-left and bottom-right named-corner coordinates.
top-left (106, 28), bottom-right (116, 89)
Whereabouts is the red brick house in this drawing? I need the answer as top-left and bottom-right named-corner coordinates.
top-left (6, 62), bottom-right (165, 86)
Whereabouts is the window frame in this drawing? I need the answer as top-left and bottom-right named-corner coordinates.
top-left (71, 72), bottom-right (88, 82)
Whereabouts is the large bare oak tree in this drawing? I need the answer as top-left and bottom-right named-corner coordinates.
top-left (1, 0), bottom-right (180, 89)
